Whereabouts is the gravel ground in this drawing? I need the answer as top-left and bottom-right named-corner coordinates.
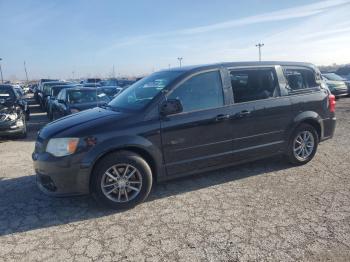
top-left (0, 96), bottom-right (349, 262)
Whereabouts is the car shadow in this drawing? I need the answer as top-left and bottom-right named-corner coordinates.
top-left (0, 156), bottom-right (292, 236)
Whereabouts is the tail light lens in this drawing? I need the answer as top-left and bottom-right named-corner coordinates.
top-left (329, 94), bottom-right (336, 113)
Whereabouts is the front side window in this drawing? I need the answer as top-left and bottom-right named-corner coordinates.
top-left (230, 68), bottom-right (278, 103)
top-left (168, 71), bottom-right (224, 113)
top-left (108, 71), bottom-right (182, 111)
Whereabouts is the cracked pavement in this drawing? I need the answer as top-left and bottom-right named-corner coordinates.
top-left (0, 97), bottom-right (349, 261)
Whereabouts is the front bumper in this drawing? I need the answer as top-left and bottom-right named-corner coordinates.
top-left (33, 151), bottom-right (91, 196)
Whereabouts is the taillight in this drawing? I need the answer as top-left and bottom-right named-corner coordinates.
top-left (329, 94), bottom-right (336, 113)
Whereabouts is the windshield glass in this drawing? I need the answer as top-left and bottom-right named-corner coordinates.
top-left (108, 71), bottom-right (182, 111)
top-left (67, 90), bottom-right (109, 104)
top-left (323, 73), bottom-right (345, 81)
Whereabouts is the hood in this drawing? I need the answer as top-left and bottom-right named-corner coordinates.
top-left (39, 107), bottom-right (131, 139)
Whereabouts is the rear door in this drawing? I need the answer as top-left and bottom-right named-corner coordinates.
top-left (160, 69), bottom-right (233, 177)
top-left (227, 66), bottom-right (292, 161)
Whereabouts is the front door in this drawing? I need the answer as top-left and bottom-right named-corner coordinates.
top-left (160, 70), bottom-right (233, 177)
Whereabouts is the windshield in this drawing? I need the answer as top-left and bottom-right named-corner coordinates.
top-left (67, 90), bottom-right (109, 104)
top-left (108, 71), bottom-right (182, 111)
top-left (323, 73), bottom-right (345, 81)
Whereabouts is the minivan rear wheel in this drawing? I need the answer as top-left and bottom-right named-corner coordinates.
top-left (286, 123), bottom-right (319, 165)
top-left (92, 151), bottom-right (153, 209)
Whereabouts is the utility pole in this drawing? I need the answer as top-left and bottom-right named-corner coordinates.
top-left (72, 71), bottom-right (75, 80)
top-left (0, 58), bottom-right (3, 83)
top-left (177, 57), bottom-right (183, 68)
top-left (24, 61), bottom-right (29, 84)
top-left (255, 43), bottom-right (264, 62)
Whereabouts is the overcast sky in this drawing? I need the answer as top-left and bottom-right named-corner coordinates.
top-left (1, 0), bottom-right (350, 79)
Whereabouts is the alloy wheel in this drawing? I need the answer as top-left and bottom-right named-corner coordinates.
top-left (293, 131), bottom-right (315, 161)
top-left (100, 164), bottom-right (143, 203)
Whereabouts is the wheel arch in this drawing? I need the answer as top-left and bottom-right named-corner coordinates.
top-left (290, 111), bottom-right (323, 142)
top-left (88, 141), bottom-right (162, 192)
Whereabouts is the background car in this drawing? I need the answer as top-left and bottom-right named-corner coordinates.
top-left (35, 79), bottom-right (58, 103)
top-left (336, 66), bottom-right (350, 80)
top-left (51, 87), bottom-right (110, 120)
top-left (322, 73), bottom-right (349, 98)
top-left (0, 85), bottom-right (28, 138)
top-left (47, 84), bottom-right (80, 120)
top-left (40, 81), bottom-right (70, 110)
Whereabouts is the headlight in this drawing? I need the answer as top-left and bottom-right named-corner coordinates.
top-left (46, 138), bottom-right (79, 157)
top-left (70, 108), bottom-right (80, 114)
top-left (1, 113), bottom-right (18, 121)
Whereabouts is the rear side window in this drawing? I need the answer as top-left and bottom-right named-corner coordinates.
top-left (229, 68), bottom-right (278, 103)
top-left (168, 71), bottom-right (224, 112)
top-left (285, 68), bottom-right (318, 90)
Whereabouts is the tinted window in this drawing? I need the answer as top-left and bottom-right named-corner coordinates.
top-left (230, 69), bottom-right (278, 103)
top-left (285, 68), bottom-right (318, 90)
top-left (168, 71), bottom-right (224, 112)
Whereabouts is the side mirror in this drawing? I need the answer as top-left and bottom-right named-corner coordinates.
top-left (160, 99), bottom-right (183, 116)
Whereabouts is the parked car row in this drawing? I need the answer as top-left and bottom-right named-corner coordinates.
top-left (33, 78), bottom-right (127, 122)
top-left (33, 61), bottom-right (337, 209)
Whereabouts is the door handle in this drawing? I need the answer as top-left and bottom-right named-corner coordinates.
top-left (215, 114), bottom-right (231, 121)
top-left (236, 110), bottom-right (251, 118)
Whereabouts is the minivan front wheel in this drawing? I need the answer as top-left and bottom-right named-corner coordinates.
top-left (92, 151), bottom-right (153, 209)
top-left (286, 124), bottom-right (319, 165)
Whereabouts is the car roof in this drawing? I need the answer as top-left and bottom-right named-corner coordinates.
top-left (66, 87), bottom-right (97, 92)
top-left (52, 84), bottom-right (80, 88)
top-left (43, 81), bottom-right (68, 85)
top-left (165, 61), bottom-right (317, 73)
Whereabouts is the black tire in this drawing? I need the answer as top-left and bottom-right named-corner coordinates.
top-left (91, 150), bottom-right (153, 209)
top-left (286, 123), bottom-right (319, 165)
